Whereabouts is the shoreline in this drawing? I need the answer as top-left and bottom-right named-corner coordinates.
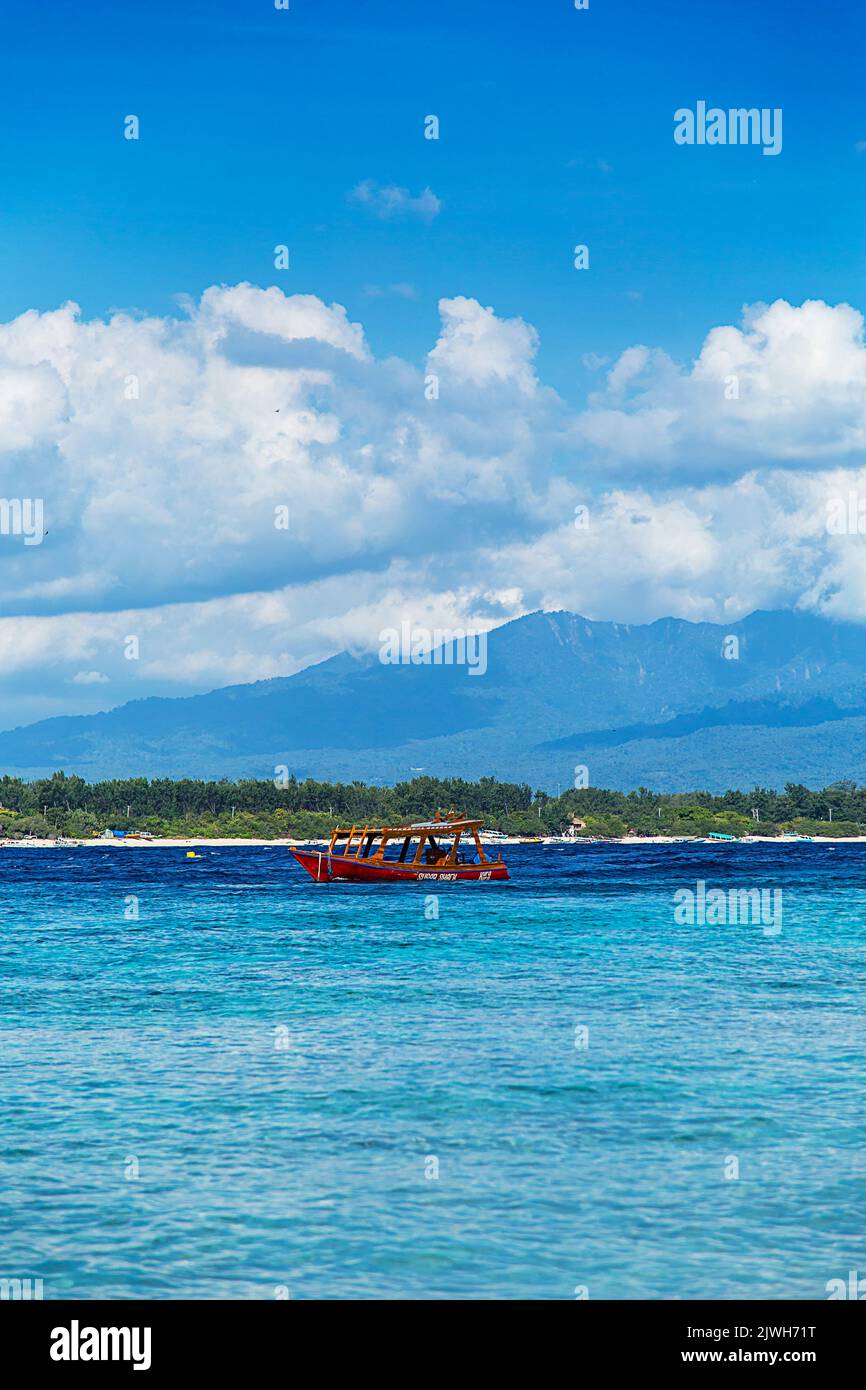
top-left (2, 834), bottom-right (864, 849)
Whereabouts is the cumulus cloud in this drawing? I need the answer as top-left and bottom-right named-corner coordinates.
top-left (196, 283), bottom-right (369, 359)
top-left (428, 296), bottom-right (540, 395)
top-left (349, 180), bottom-right (441, 221)
top-left (575, 298), bottom-right (866, 471)
top-left (2, 287), bottom-right (866, 727)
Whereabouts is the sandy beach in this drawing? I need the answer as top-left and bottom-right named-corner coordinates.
top-left (0, 836), bottom-right (325, 849)
top-left (3, 834), bottom-right (865, 848)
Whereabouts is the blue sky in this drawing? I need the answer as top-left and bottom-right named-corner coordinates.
top-left (1, 0), bottom-right (864, 399)
top-left (3, 0), bottom-right (866, 729)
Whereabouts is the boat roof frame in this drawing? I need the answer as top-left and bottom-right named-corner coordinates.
top-left (331, 818), bottom-right (482, 838)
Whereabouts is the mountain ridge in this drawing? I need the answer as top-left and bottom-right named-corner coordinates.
top-left (4, 607), bottom-right (866, 791)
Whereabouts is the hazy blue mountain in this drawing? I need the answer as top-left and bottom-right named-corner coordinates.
top-left (4, 608), bottom-right (866, 791)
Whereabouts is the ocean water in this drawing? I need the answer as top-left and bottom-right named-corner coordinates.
top-left (1, 840), bottom-right (865, 1301)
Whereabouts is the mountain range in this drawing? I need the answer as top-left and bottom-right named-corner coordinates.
top-left (5, 608), bottom-right (866, 791)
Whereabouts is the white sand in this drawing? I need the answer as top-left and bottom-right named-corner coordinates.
top-left (2, 834), bottom-right (863, 848)
top-left (0, 836), bottom-right (329, 849)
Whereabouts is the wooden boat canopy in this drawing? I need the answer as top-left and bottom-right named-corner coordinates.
top-left (289, 812), bottom-right (509, 883)
top-left (330, 814), bottom-right (491, 862)
top-left (330, 816), bottom-right (483, 837)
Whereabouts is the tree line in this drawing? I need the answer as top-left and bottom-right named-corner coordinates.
top-left (0, 772), bottom-right (863, 840)
top-left (0, 771), bottom-right (532, 838)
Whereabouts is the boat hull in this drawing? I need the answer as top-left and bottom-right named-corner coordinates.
top-left (290, 849), bottom-right (509, 883)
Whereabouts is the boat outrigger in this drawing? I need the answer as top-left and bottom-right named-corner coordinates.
top-left (289, 813), bottom-right (509, 883)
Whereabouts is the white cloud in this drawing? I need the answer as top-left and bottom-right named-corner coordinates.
top-left (428, 296), bottom-right (540, 395)
top-left (72, 670), bottom-right (110, 684)
top-left (0, 362), bottom-right (67, 453)
top-left (578, 298), bottom-right (866, 470)
top-left (197, 283), bottom-right (369, 359)
top-left (2, 289), bottom-right (866, 727)
top-left (349, 180), bottom-right (441, 221)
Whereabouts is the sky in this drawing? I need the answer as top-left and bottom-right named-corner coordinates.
top-left (2, 0), bottom-right (866, 728)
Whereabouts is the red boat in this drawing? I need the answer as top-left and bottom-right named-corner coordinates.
top-left (289, 813), bottom-right (509, 883)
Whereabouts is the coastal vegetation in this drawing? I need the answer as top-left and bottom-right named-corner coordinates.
top-left (0, 772), bottom-right (863, 840)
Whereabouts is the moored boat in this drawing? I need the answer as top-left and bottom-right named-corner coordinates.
top-left (289, 813), bottom-right (509, 883)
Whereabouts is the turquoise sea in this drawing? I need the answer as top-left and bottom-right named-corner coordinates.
top-left (1, 840), bottom-right (864, 1300)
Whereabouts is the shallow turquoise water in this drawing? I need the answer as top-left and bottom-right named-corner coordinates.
top-left (1, 841), bottom-right (865, 1299)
